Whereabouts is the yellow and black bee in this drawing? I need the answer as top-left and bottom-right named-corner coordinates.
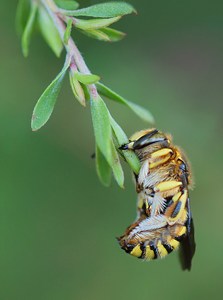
top-left (118, 129), bottom-right (196, 270)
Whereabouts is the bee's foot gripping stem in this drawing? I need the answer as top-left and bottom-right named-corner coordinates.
top-left (119, 144), bottom-right (129, 150)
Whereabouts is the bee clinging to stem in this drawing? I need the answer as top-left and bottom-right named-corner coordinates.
top-left (117, 128), bottom-right (196, 270)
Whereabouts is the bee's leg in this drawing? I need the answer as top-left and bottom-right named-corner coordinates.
top-left (149, 148), bottom-right (173, 169)
top-left (119, 141), bottom-right (135, 150)
top-left (154, 180), bottom-right (182, 193)
top-left (164, 189), bottom-right (188, 225)
top-left (136, 192), bottom-right (152, 218)
top-left (137, 193), bottom-right (145, 217)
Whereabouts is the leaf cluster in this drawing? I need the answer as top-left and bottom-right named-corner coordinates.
top-left (16, 0), bottom-right (154, 188)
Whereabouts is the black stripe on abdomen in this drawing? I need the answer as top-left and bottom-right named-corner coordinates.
top-left (149, 242), bottom-right (159, 259)
top-left (162, 243), bottom-right (173, 254)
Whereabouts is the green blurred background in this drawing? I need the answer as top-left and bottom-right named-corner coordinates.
top-left (1, 1), bottom-right (223, 299)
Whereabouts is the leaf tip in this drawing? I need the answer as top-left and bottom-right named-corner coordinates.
top-left (102, 181), bottom-right (111, 188)
top-left (22, 46), bottom-right (29, 57)
top-left (55, 51), bottom-right (62, 58)
top-left (31, 114), bottom-right (39, 131)
top-left (31, 124), bottom-right (38, 132)
top-left (148, 114), bottom-right (155, 124)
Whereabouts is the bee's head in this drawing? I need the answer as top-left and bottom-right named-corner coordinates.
top-left (129, 128), bottom-right (171, 151)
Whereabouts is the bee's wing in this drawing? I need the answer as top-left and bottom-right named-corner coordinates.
top-left (179, 197), bottom-right (196, 271)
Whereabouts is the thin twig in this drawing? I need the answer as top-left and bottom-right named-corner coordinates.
top-left (42, 0), bottom-right (99, 99)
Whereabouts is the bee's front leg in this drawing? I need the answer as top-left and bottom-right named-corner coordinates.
top-left (119, 141), bottom-right (135, 150)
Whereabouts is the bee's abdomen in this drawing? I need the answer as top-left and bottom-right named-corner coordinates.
top-left (119, 224), bottom-right (187, 261)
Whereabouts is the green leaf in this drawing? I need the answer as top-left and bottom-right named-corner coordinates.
top-left (69, 71), bottom-right (86, 106)
top-left (96, 146), bottom-right (112, 187)
top-left (38, 5), bottom-right (63, 57)
top-left (31, 58), bottom-right (70, 131)
top-left (100, 27), bottom-right (125, 42)
top-left (15, 0), bottom-right (30, 35)
top-left (80, 28), bottom-right (111, 42)
top-left (75, 16), bottom-right (121, 30)
top-left (62, 2), bottom-right (136, 18)
top-left (96, 82), bottom-right (155, 124)
top-left (75, 72), bottom-right (100, 85)
top-left (64, 18), bottom-right (73, 45)
top-left (55, 0), bottom-right (79, 10)
top-left (80, 27), bottom-right (125, 42)
top-left (126, 101), bottom-right (155, 124)
top-left (91, 96), bottom-right (124, 188)
top-left (110, 141), bottom-right (124, 188)
top-left (110, 116), bottom-right (140, 174)
top-left (81, 83), bottom-right (91, 101)
top-left (21, 1), bottom-right (38, 57)
top-left (90, 96), bottom-right (112, 168)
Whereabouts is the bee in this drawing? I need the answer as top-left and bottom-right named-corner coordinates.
top-left (117, 129), bottom-right (196, 270)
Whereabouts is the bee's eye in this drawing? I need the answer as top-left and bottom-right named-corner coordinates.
top-left (178, 160), bottom-right (187, 172)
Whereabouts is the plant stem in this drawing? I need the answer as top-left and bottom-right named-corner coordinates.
top-left (42, 0), bottom-right (99, 99)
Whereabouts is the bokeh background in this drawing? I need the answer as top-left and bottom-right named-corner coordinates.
top-left (1, 0), bottom-right (223, 299)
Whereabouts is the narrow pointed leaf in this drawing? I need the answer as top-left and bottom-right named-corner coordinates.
top-left (21, 1), bottom-right (38, 57)
top-left (62, 2), bottom-right (136, 18)
top-left (38, 6), bottom-right (63, 57)
top-left (75, 16), bottom-right (121, 30)
top-left (126, 101), bottom-right (155, 124)
top-left (81, 83), bottom-right (90, 101)
top-left (64, 18), bottom-right (73, 45)
top-left (69, 71), bottom-right (86, 106)
top-left (31, 59), bottom-right (70, 131)
top-left (15, 0), bottom-right (30, 35)
top-left (110, 141), bottom-right (124, 188)
top-left (75, 72), bottom-right (100, 85)
top-left (96, 145), bottom-right (112, 187)
top-left (80, 28), bottom-right (110, 41)
top-left (100, 27), bottom-right (125, 42)
top-left (55, 0), bottom-right (79, 10)
top-left (90, 96), bottom-right (112, 167)
top-left (81, 27), bottom-right (125, 42)
top-left (110, 116), bottom-right (140, 174)
top-left (97, 82), bottom-right (155, 124)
